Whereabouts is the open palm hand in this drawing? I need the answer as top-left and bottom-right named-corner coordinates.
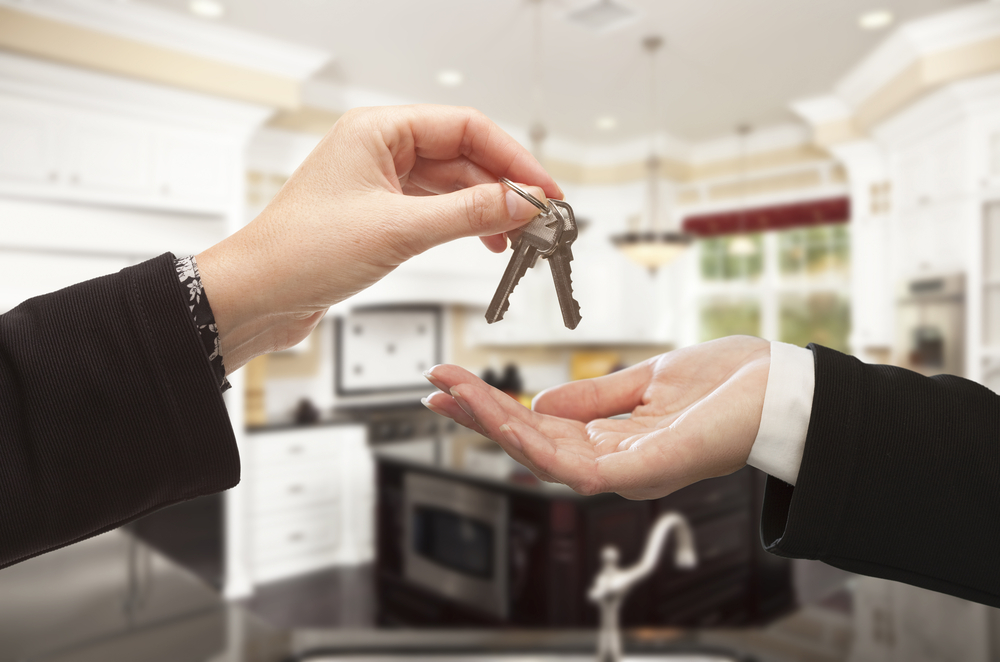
top-left (423, 336), bottom-right (770, 500)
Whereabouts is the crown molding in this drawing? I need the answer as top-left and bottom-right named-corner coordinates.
top-left (0, 51), bottom-right (273, 135)
top-left (791, 96), bottom-right (853, 126)
top-left (791, 4), bottom-right (1000, 147)
top-left (836, 2), bottom-right (1000, 107)
top-left (0, 0), bottom-right (331, 80)
top-left (872, 71), bottom-right (1000, 146)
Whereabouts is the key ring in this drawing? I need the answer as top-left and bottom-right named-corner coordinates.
top-left (499, 177), bottom-right (549, 213)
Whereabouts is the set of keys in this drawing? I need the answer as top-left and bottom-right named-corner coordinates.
top-left (485, 178), bottom-right (582, 330)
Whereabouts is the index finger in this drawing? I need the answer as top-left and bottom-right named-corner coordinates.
top-left (386, 105), bottom-right (562, 200)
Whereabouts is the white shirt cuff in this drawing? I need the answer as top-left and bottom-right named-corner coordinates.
top-left (746, 341), bottom-right (815, 486)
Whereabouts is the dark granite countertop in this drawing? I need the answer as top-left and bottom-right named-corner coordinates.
top-left (373, 433), bottom-right (590, 498)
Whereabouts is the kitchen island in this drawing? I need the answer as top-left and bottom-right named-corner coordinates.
top-left (373, 433), bottom-right (794, 630)
top-left (0, 524), bottom-right (850, 662)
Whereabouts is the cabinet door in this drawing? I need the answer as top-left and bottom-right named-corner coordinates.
top-left (63, 114), bottom-right (154, 196)
top-left (463, 242), bottom-right (666, 346)
top-left (0, 99), bottom-right (56, 185)
top-left (336, 426), bottom-right (375, 563)
top-left (157, 131), bottom-right (233, 211)
top-left (463, 264), bottom-right (558, 345)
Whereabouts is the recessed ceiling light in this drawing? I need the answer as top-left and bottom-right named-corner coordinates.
top-left (436, 70), bottom-right (463, 87)
top-left (189, 0), bottom-right (224, 19)
top-left (596, 116), bottom-right (617, 130)
top-left (858, 9), bottom-right (893, 30)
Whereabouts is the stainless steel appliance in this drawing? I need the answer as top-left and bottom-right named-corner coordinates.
top-left (403, 472), bottom-right (508, 619)
top-left (895, 274), bottom-right (965, 376)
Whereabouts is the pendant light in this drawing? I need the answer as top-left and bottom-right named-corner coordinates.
top-left (612, 35), bottom-right (692, 274)
top-left (727, 124), bottom-right (758, 257)
top-left (528, 0), bottom-right (547, 160)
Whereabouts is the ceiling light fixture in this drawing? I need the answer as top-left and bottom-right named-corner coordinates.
top-left (858, 9), bottom-right (893, 30)
top-left (189, 0), bottom-right (224, 19)
top-left (436, 70), bottom-right (464, 87)
top-left (525, 0), bottom-right (548, 160)
top-left (727, 124), bottom-right (758, 259)
top-left (566, 0), bottom-right (637, 33)
top-left (596, 116), bottom-right (617, 130)
top-left (611, 36), bottom-right (692, 274)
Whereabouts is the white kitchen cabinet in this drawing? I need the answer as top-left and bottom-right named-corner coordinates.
top-left (0, 99), bottom-right (57, 186)
top-left (156, 129), bottom-right (234, 210)
top-left (246, 424), bottom-right (373, 585)
top-left (463, 223), bottom-right (669, 346)
top-left (893, 125), bottom-right (970, 212)
top-left (344, 236), bottom-right (508, 308)
top-left (63, 112), bottom-right (155, 197)
top-left (0, 93), bottom-right (239, 215)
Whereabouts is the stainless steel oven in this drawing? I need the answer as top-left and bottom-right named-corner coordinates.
top-left (403, 472), bottom-right (508, 618)
top-left (895, 274), bottom-right (965, 377)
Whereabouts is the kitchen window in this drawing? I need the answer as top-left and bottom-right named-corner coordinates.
top-left (696, 224), bottom-right (851, 351)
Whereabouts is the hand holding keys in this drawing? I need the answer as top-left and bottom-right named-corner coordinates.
top-left (486, 178), bottom-right (582, 330)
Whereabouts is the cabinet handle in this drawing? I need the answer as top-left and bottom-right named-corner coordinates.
top-left (161, 184), bottom-right (171, 196)
top-left (288, 484), bottom-right (304, 494)
top-left (48, 171), bottom-right (58, 182)
top-left (288, 531), bottom-right (304, 543)
top-left (289, 445), bottom-right (303, 455)
top-left (70, 174), bottom-right (79, 185)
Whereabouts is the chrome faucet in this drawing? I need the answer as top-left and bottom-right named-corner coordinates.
top-left (588, 512), bottom-right (697, 662)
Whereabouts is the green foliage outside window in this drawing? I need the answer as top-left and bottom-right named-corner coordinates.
top-left (779, 293), bottom-right (851, 352)
top-left (778, 224), bottom-right (849, 277)
top-left (700, 299), bottom-right (761, 342)
top-left (697, 224), bottom-right (851, 351)
top-left (700, 234), bottom-right (764, 281)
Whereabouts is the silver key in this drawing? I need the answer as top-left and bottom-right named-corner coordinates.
top-left (485, 194), bottom-right (563, 324)
top-left (544, 199), bottom-right (582, 330)
top-left (486, 179), bottom-right (581, 328)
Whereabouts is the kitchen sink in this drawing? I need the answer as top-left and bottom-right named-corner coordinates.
top-left (290, 625), bottom-right (752, 662)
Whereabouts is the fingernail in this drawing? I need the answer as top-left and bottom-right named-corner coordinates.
top-left (505, 189), bottom-right (542, 222)
top-left (450, 387), bottom-right (474, 418)
top-left (555, 183), bottom-right (565, 200)
top-left (423, 368), bottom-right (447, 392)
top-left (421, 395), bottom-right (445, 416)
top-left (499, 424), bottom-right (523, 452)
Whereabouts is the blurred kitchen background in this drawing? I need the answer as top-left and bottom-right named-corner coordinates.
top-left (3, 0), bottom-right (1000, 660)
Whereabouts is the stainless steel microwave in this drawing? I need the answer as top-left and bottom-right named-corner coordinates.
top-left (403, 472), bottom-right (508, 618)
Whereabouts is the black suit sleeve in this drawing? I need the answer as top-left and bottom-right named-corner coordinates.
top-left (760, 344), bottom-right (1000, 607)
top-left (0, 253), bottom-right (240, 570)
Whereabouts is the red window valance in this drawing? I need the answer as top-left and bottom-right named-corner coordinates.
top-left (682, 196), bottom-right (850, 237)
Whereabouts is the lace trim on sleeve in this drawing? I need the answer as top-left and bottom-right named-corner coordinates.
top-left (174, 255), bottom-right (230, 392)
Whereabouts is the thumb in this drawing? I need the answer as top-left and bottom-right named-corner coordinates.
top-left (407, 182), bottom-right (546, 253)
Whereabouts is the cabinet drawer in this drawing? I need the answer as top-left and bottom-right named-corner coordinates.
top-left (252, 469), bottom-right (338, 516)
top-left (252, 507), bottom-right (339, 562)
top-left (250, 430), bottom-right (340, 469)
